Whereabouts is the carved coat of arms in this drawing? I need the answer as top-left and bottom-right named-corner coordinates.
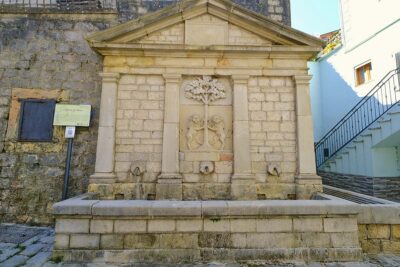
top-left (184, 76), bottom-right (226, 151)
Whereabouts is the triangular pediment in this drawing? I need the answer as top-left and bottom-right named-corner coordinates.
top-left (135, 14), bottom-right (275, 46)
top-left (87, 0), bottom-right (324, 53)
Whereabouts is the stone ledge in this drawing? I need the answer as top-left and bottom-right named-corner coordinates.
top-left (54, 248), bottom-right (362, 263)
top-left (53, 194), bottom-right (360, 218)
top-left (53, 193), bottom-right (99, 215)
top-left (357, 205), bottom-right (400, 224)
top-left (319, 192), bottom-right (400, 225)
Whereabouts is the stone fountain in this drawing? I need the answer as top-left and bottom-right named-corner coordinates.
top-left (52, 0), bottom-right (370, 264)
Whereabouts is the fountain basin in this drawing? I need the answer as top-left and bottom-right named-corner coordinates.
top-left (52, 194), bottom-right (368, 264)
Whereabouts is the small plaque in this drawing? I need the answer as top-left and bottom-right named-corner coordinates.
top-left (65, 126), bottom-right (76, 138)
top-left (53, 104), bottom-right (91, 127)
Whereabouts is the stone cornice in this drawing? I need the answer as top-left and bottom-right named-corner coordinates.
top-left (92, 43), bottom-right (320, 59)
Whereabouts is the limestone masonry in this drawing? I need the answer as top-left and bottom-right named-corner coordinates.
top-left (0, 0), bottom-right (290, 224)
top-left (83, 0), bottom-right (324, 202)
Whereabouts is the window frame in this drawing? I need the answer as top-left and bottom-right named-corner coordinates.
top-left (355, 61), bottom-right (373, 86)
top-left (6, 89), bottom-right (69, 142)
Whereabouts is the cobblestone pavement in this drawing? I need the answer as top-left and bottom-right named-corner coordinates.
top-left (0, 224), bottom-right (54, 267)
top-left (2, 224), bottom-right (400, 267)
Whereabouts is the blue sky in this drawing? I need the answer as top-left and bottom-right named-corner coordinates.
top-left (291, 0), bottom-right (341, 36)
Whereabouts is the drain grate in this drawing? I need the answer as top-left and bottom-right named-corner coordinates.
top-left (323, 187), bottom-right (389, 204)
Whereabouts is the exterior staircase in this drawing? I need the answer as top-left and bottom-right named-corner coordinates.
top-left (315, 69), bottom-right (400, 199)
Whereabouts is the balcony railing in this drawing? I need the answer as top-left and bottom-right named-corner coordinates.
top-left (0, 0), bottom-right (116, 11)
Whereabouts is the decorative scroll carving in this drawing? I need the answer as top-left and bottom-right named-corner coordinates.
top-left (184, 76), bottom-right (226, 150)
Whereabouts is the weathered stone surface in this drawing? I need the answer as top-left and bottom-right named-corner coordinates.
top-left (55, 219), bottom-right (89, 234)
top-left (90, 220), bottom-right (114, 234)
top-left (117, 0), bottom-right (291, 25)
top-left (54, 234), bottom-right (69, 249)
top-left (367, 224), bottom-right (390, 239)
top-left (100, 234), bottom-right (124, 249)
top-left (69, 234), bottom-right (100, 249)
top-left (0, 17), bottom-right (107, 225)
top-left (392, 225), bottom-right (400, 239)
top-left (324, 217), bottom-right (358, 233)
top-left (159, 233), bottom-right (199, 249)
top-left (114, 220), bottom-right (147, 233)
top-left (198, 233), bottom-right (232, 248)
top-left (124, 234), bottom-right (158, 249)
top-left (256, 218), bottom-right (292, 232)
top-left (293, 217), bottom-right (323, 232)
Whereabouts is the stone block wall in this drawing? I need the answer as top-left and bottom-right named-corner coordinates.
top-left (0, 0), bottom-right (291, 224)
top-left (319, 171), bottom-right (400, 202)
top-left (0, 15), bottom-right (116, 224)
top-left (249, 77), bottom-right (297, 199)
top-left (109, 74), bottom-right (165, 199)
top-left (359, 224), bottom-right (400, 254)
top-left (55, 216), bottom-right (361, 263)
top-left (116, 0), bottom-right (291, 25)
top-left (53, 200), bottom-right (362, 263)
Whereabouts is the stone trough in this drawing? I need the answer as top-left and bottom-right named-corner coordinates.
top-left (52, 194), bottom-right (368, 264)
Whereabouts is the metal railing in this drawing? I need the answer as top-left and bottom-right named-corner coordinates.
top-left (315, 68), bottom-right (400, 168)
top-left (0, 0), bottom-right (116, 11)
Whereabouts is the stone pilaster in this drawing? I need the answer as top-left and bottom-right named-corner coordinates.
top-left (90, 72), bottom-right (120, 185)
top-left (293, 75), bottom-right (322, 199)
top-left (156, 74), bottom-right (183, 200)
top-left (231, 75), bottom-right (257, 200)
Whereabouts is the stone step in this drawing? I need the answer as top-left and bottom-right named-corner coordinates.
top-left (378, 118), bottom-right (392, 124)
top-left (368, 126), bottom-right (382, 131)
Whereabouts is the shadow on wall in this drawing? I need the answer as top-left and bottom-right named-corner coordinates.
top-left (310, 48), bottom-right (361, 141)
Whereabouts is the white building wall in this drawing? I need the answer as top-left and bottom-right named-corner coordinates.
top-left (311, 0), bottom-right (400, 142)
top-left (340, 0), bottom-right (399, 49)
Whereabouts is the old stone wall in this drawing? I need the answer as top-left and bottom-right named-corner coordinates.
top-left (319, 171), bottom-right (400, 202)
top-left (0, 15), bottom-right (115, 224)
top-left (117, 0), bottom-right (291, 25)
top-left (359, 224), bottom-right (400, 254)
top-left (52, 199), bottom-right (362, 263)
top-left (0, 0), bottom-right (291, 225)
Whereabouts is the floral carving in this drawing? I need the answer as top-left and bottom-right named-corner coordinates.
top-left (184, 76), bottom-right (226, 104)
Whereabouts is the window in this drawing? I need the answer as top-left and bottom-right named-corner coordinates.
top-left (18, 99), bottom-right (56, 142)
top-left (355, 62), bottom-right (372, 86)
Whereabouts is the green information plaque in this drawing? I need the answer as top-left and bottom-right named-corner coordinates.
top-left (53, 104), bottom-right (91, 127)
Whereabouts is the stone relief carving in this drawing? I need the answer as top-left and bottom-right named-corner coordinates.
top-left (184, 76), bottom-right (226, 151)
top-left (186, 115), bottom-right (204, 150)
top-left (186, 115), bottom-right (226, 151)
top-left (208, 115), bottom-right (226, 150)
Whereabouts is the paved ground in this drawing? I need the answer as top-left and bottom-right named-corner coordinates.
top-left (2, 224), bottom-right (400, 266)
top-left (0, 224), bottom-right (54, 267)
